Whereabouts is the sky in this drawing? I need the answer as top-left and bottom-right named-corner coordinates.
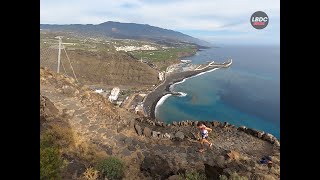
top-left (40, 0), bottom-right (280, 45)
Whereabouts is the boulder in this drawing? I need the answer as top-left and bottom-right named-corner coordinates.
top-left (262, 133), bottom-right (274, 142)
top-left (134, 124), bottom-right (142, 136)
top-left (221, 122), bottom-right (229, 128)
top-left (257, 131), bottom-right (265, 138)
top-left (238, 126), bottom-right (247, 131)
top-left (246, 128), bottom-right (258, 136)
top-left (164, 133), bottom-right (171, 139)
top-left (152, 131), bottom-right (160, 138)
top-left (172, 121), bottom-right (178, 126)
top-left (212, 121), bottom-right (220, 127)
top-left (183, 121), bottom-right (187, 126)
top-left (175, 131), bottom-right (184, 140)
top-left (273, 140), bottom-right (280, 147)
top-left (143, 127), bottom-right (152, 137)
top-left (156, 121), bottom-right (162, 126)
top-left (193, 121), bottom-right (198, 126)
top-left (161, 122), bottom-right (166, 127)
top-left (141, 154), bottom-right (176, 179)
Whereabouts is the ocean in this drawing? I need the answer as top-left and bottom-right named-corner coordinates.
top-left (155, 45), bottom-right (280, 139)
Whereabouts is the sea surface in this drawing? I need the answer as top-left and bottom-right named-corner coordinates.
top-left (155, 45), bottom-right (280, 138)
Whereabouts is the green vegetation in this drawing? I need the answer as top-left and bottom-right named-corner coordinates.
top-left (40, 134), bottom-right (64, 180)
top-left (179, 171), bottom-right (207, 180)
top-left (96, 157), bottom-right (125, 180)
top-left (131, 46), bottom-right (196, 62)
top-left (40, 123), bottom-right (108, 179)
top-left (219, 173), bottom-right (248, 180)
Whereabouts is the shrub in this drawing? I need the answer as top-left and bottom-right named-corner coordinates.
top-left (219, 172), bottom-right (248, 180)
top-left (40, 132), bottom-right (65, 180)
top-left (96, 157), bottom-right (125, 180)
top-left (82, 167), bottom-right (99, 180)
top-left (40, 143), bottom-right (64, 180)
top-left (179, 170), bottom-right (207, 180)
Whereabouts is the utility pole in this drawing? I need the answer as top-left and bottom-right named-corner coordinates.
top-left (56, 36), bottom-right (62, 73)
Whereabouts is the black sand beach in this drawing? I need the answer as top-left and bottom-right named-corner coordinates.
top-left (144, 66), bottom-right (220, 119)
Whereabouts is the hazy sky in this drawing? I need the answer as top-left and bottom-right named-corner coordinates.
top-left (40, 0), bottom-right (280, 45)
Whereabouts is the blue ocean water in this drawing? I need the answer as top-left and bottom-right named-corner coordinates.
top-left (155, 45), bottom-right (280, 138)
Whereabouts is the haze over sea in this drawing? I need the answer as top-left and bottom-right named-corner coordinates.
top-left (155, 45), bottom-right (280, 138)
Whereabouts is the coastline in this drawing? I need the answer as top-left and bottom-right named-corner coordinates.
top-left (144, 66), bottom-right (220, 119)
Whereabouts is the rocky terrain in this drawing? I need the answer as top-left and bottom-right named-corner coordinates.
top-left (40, 67), bottom-right (280, 180)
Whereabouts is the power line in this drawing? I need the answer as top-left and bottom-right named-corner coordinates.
top-left (63, 46), bottom-right (79, 83)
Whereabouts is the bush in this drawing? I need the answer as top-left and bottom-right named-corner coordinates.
top-left (40, 143), bottom-right (64, 180)
top-left (40, 133), bottom-right (65, 180)
top-left (96, 157), bottom-right (125, 180)
top-left (179, 170), bottom-right (207, 180)
top-left (219, 172), bottom-right (248, 180)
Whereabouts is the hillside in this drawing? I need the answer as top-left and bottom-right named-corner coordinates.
top-left (40, 47), bottom-right (160, 87)
top-left (40, 67), bottom-right (280, 180)
top-left (40, 21), bottom-right (211, 47)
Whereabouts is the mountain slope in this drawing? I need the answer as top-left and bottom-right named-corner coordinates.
top-left (40, 21), bottom-right (211, 47)
top-left (40, 48), bottom-right (159, 86)
top-left (40, 67), bottom-right (280, 180)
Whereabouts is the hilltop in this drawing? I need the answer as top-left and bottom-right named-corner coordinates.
top-left (40, 67), bottom-right (280, 180)
top-left (40, 21), bottom-right (211, 48)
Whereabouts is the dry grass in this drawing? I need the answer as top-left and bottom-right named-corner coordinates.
top-left (70, 134), bottom-right (107, 166)
top-left (81, 167), bottom-right (100, 180)
top-left (42, 122), bottom-right (107, 167)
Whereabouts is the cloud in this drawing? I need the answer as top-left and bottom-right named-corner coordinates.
top-left (40, 0), bottom-right (280, 44)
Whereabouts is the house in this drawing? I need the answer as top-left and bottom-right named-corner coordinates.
top-left (109, 87), bottom-right (120, 102)
top-left (135, 104), bottom-right (144, 115)
top-left (159, 72), bottom-right (165, 81)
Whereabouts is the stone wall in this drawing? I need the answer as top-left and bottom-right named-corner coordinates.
top-left (134, 117), bottom-right (280, 148)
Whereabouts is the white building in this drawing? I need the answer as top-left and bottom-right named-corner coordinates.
top-left (159, 72), bottom-right (165, 81)
top-left (135, 104), bottom-right (144, 114)
top-left (114, 45), bottom-right (157, 52)
top-left (109, 87), bottom-right (120, 102)
top-left (95, 89), bottom-right (104, 93)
